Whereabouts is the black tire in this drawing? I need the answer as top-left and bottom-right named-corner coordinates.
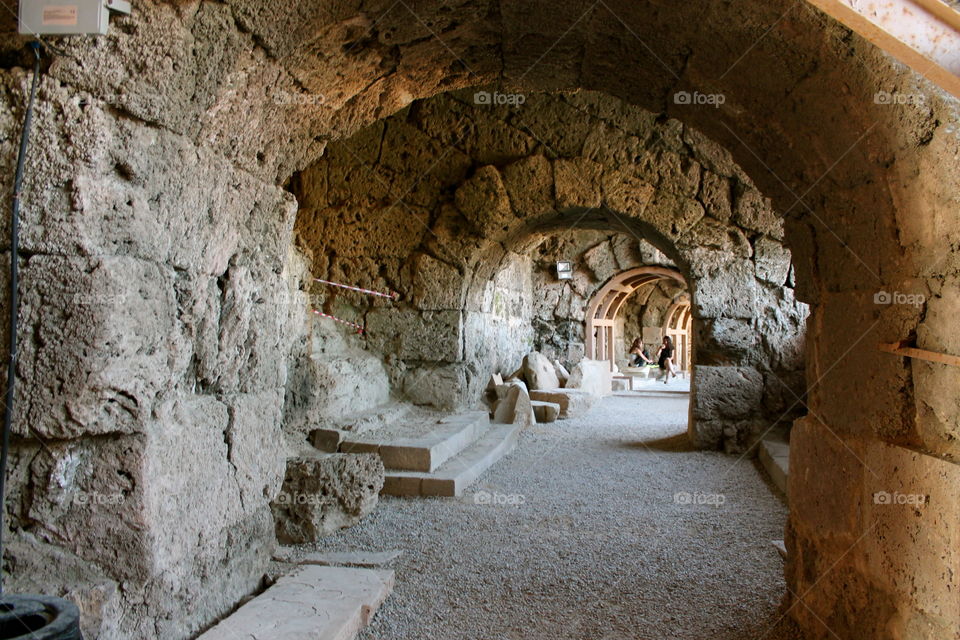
top-left (0, 594), bottom-right (82, 639)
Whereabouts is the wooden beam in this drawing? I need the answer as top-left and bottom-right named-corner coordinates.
top-left (806, 0), bottom-right (960, 99)
top-left (879, 340), bottom-right (960, 367)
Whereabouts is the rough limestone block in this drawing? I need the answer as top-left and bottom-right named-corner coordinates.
top-left (310, 428), bottom-right (346, 453)
top-left (690, 366), bottom-right (764, 420)
top-left (522, 352), bottom-right (561, 390)
top-left (484, 373), bottom-right (504, 410)
top-left (197, 565), bottom-right (394, 640)
top-left (529, 389), bottom-right (598, 419)
top-left (531, 400), bottom-right (561, 423)
top-left (453, 165), bottom-right (514, 237)
top-left (754, 236), bottom-right (792, 285)
top-left (553, 360), bottom-right (570, 386)
top-left (271, 454), bottom-right (384, 543)
top-left (565, 359), bottom-right (613, 397)
top-left (365, 309), bottom-right (463, 362)
top-left (612, 378), bottom-right (630, 392)
top-left (493, 382), bottom-right (535, 427)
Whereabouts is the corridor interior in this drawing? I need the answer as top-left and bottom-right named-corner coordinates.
top-left (1, 1), bottom-right (957, 639)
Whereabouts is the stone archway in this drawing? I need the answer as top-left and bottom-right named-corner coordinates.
top-left (1, 1), bottom-right (957, 637)
top-left (293, 90), bottom-right (809, 453)
top-left (584, 266), bottom-right (686, 367)
top-left (663, 297), bottom-right (693, 372)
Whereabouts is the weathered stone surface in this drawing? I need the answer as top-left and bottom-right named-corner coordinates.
top-left (310, 429), bottom-right (347, 453)
top-left (198, 565), bottom-right (394, 640)
top-left (366, 310), bottom-right (463, 362)
top-left (409, 252), bottom-right (464, 310)
top-left (522, 352), bottom-right (561, 390)
top-left (401, 363), bottom-right (471, 410)
top-left (274, 549), bottom-right (403, 568)
top-left (531, 400), bottom-right (561, 423)
top-left (529, 389), bottom-right (598, 419)
top-left (582, 241), bottom-right (619, 283)
top-left (272, 454), bottom-right (385, 544)
top-left (493, 381), bottom-right (535, 427)
top-left (284, 322), bottom-right (392, 440)
top-left (554, 157), bottom-right (603, 209)
top-left (565, 359), bottom-right (613, 397)
top-left (501, 155), bottom-right (555, 216)
top-left (754, 236), bottom-right (792, 285)
top-left (691, 366), bottom-right (764, 421)
top-left (454, 165), bottom-right (514, 237)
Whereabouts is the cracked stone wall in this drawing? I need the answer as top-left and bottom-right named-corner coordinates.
top-left (0, 0), bottom-right (957, 637)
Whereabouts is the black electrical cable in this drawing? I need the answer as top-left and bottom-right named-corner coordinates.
top-left (0, 41), bottom-right (43, 595)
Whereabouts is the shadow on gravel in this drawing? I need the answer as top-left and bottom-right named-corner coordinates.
top-left (625, 432), bottom-right (697, 452)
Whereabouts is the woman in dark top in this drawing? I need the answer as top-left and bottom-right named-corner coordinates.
top-left (628, 338), bottom-right (652, 366)
top-left (656, 335), bottom-right (677, 383)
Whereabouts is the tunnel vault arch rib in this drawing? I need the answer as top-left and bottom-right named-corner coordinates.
top-left (585, 266), bottom-right (687, 367)
top-left (1, 1), bottom-right (958, 639)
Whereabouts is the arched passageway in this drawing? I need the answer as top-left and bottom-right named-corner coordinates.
top-left (292, 90), bottom-right (809, 453)
top-left (585, 266), bottom-right (686, 368)
top-left (663, 298), bottom-right (693, 372)
top-left (1, 2), bottom-right (957, 638)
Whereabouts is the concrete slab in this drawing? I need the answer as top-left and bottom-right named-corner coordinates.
top-left (197, 565), bottom-right (394, 640)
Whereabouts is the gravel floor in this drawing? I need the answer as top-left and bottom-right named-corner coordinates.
top-left (313, 392), bottom-right (803, 640)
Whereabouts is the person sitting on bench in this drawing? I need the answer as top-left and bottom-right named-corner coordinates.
top-left (628, 338), bottom-right (653, 366)
top-left (656, 335), bottom-right (678, 383)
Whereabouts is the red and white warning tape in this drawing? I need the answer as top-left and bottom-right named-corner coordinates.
top-left (314, 277), bottom-right (398, 300)
top-left (310, 309), bottom-right (364, 334)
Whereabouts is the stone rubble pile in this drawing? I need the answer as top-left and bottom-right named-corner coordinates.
top-left (486, 351), bottom-right (613, 424)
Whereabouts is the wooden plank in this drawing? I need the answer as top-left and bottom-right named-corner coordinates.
top-left (806, 0), bottom-right (960, 99)
top-left (879, 341), bottom-right (960, 367)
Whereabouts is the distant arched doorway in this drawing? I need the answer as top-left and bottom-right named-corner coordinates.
top-left (584, 266), bottom-right (687, 370)
top-left (663, 297), bottom-right (692, 373)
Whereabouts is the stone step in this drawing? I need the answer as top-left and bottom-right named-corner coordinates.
top-left (340, 411), bottom-right (491, 472)
top-left (759, 431), bottom-right (790, 498)
top-left (197, 565), bottom-right (393, 640)
top-left (382, 423), bottom-right (522, 497)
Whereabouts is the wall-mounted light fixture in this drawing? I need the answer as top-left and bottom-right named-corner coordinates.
top-left (556, 261), bottom-right (574, 280)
